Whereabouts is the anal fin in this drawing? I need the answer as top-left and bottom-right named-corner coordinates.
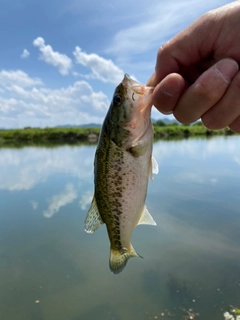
top-left (137, 205), bottom-right (156, 226)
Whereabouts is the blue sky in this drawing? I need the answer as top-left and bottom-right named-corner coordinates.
top-left (0, 0), bottom-right (231, 128)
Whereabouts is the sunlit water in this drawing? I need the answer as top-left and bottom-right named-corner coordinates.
top-left (0, 136), bottom-right (240, 320)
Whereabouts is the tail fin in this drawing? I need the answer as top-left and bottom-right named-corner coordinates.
top-left (109, 246), bottom-right (142, 274)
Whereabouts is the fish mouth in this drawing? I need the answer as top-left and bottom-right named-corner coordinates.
top-left (121, 74), bottom-right (153, 140)
top-left (122, 74), bottom-right (154, 96)
top-left (122, 74), bottom-right (154, 117)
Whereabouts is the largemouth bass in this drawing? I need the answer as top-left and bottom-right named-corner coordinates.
top-left (84, 74), bottom-right (158, 274)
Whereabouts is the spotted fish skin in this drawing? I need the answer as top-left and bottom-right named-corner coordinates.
top-left (84, 74), bottom-right (158, 274)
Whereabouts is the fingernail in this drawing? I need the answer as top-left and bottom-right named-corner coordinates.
top-left (215, 59), bottom-right (239, 83)
top-left (161, 110), bottom-right (173, 115)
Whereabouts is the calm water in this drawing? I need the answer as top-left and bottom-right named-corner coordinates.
top-left (0, 136), bottom-right (240, 320)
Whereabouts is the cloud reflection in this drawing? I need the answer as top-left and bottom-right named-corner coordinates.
top-left (0, 146), bottom-right (94, 191)
top-left (0, 137), bottom-right (240, 192)
top-left (173, 172), bottom-right (218, 185)
top-left (155, 210), bottom-right (240, 260)
top-left (31, 201), bottom-right (39, 210)
top-left (153, 136), bottom-right (240, 163)
top-left (153, 137), bottom-right (240, 184)
top-left (79, 190), bottom-right (93, 211)
top-left (43, 184), bottom-right (77, 218)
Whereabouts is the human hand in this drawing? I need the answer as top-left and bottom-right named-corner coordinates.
top-left (147, 1), bottom-right (240, 132)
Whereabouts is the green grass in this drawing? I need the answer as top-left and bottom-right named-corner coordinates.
top-left (0, 123), bottom-right (236, 147)
top-left (153, 122), bottom-right (235, 138)
top-left (0, 127), bottom-right (100, 146)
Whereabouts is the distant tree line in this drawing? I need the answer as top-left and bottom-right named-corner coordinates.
top-left (0, 121), bottom-right (237, 147)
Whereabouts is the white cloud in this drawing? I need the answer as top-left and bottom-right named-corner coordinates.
top-left (21, 49), bottom-right (30, 59)
top-left (0, 70), bottom-right (42, 88)
top-left (43, 184), bottom-right (77, 218)
top-left (73, 46), bottom-right (124, 84)
top-left (33, 37), bottom-right (72, 75)
top-left (0, 69), bottom-right (109, 128)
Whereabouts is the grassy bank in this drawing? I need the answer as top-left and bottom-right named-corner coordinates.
top-left (0, 122), bottom-right (236, 146)
top-left (153, 122), bottom-right (235, 139)
top-left (0, 127), bottom-right (100, 146)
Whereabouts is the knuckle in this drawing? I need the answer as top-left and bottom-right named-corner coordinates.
top-left (173, 110), bottom-right (193, 124)
top-left (202, 72), bottom-right (240, 131)
top-left (229, 124), bottom-right (238, 133)
top-left (229, 118), bottom-right (240, 133)
top-left (201, 113), bottom-right (222, 130)
top-left (156, 41), bottom-right (171, 59)
top-left (194, 80), bottom-right (213, 101)
top-left (152, 94), bottom-right (174, 114)
top-left (156, 46), bottom-right (165, 62)
top-left (157, 46), bottom-right (164, 60)
top-left (201, 117), bottom-right (213, 129)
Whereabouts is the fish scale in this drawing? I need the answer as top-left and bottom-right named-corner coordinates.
top-left (84, 74), bottom-right (158, 274)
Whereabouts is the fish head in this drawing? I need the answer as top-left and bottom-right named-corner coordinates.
top-left (106, 74), bottom-right (154, 149)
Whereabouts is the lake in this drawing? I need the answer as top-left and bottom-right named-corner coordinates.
top-left (0, 136), bottom-right (240, 320)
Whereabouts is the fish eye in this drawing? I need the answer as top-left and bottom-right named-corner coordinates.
top-left (113, 94), bottom-right (122, 105)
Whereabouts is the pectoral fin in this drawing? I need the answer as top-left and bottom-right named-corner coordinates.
top-left (128, 143), bottom-right (148, 157)
top-left (84, 196), bottom-right (104, 234)
top-left (149, 156), bottom-right (159, 181)
top-left (137, 205), bottom-right (157, 226)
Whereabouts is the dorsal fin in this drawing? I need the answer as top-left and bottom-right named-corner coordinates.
top-left (84, 196), bottom-right (104, 234)
top-left (137, 205), bottom-right (156, 226)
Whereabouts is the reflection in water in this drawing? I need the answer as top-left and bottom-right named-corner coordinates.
top-left (43, 184), bottom-right (77, 218)
top-left (31, 200), bottom-right (39, 210)
top-left (0, 145), bottom-right (95, 191)
top-left (0, 137), bottom-right (240, 320)
top-left (0, 137), bottom-right (239, 192)
top-left (79, 190), bottom-right (93, 210)
top-left (153, 136), bottom-right (240, 161)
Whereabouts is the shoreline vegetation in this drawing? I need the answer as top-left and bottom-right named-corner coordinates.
top-left (0, 121), bottom-right (237, 146)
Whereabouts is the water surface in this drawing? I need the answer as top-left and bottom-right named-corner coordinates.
top-left (0, 136), bottom-right (240, 320)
